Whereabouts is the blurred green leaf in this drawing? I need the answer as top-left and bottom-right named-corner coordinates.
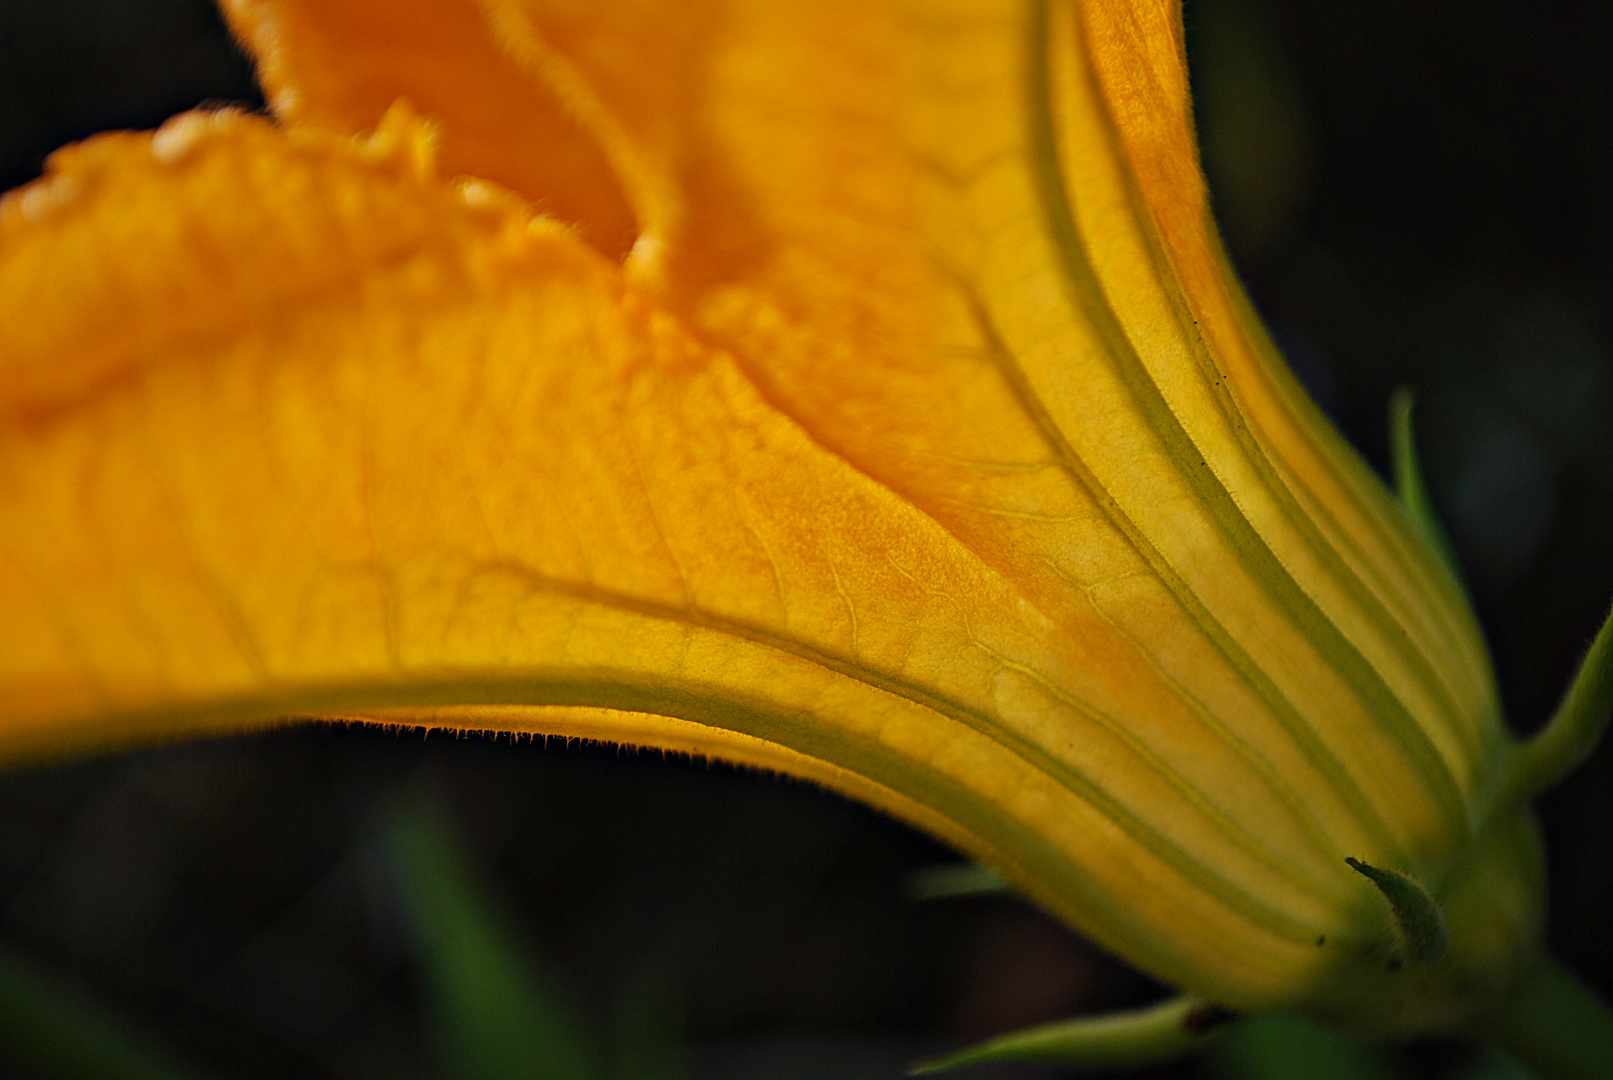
top-left (0, 946), bottom-right (211, 1080)
top-left (1211, 1014), bottom-right (1400, 1080)
top-left (904, 863), bottom-right (1010, 902)
top-left (385, 801), bottom-right (602, 1080)
top-left (609, 965), bottom-right (687, 1080)
top-left (1463, 1051), bottom-right (1538, 1080)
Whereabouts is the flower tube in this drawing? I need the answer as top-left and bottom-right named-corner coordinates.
top-left (0, 0), bottom-right (1606, 1067)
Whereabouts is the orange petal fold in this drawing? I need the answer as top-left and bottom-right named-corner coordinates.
top-left (220, 0), bottom-right (639, 256)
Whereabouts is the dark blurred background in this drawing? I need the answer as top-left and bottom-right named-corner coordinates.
top-left (0, 1), bottom-right (1609, 1077)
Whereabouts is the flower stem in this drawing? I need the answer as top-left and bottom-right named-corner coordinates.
top-left (1485, 956), bottom-right (1613, 1080)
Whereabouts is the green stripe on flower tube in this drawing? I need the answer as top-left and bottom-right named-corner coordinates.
top-left (0, 0), bottom-right (1547, 1040)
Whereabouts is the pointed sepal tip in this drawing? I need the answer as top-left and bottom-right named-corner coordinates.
top-left (1345, 857), bottom-right (1448, 966)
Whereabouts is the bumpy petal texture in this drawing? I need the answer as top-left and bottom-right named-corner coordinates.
top-left (2, 0), bottom-right (1532, 1029)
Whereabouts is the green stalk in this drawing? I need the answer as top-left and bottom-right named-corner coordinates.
top-left (386, 802), bottom-right (603, 1080)
top-left (906, 994), bottom-right (1235, 1074)
top-left (1484, 957), bottom-right (1613, 1080)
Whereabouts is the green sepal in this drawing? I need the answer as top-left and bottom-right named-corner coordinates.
top-left (1344, 857), bottom-right (1448, 966)
top-left (1388, 388), bottom-right (1465, 589)
top-left (1501, 600), bottom-right (1613, 806)
top-left (906, 994), bottom-right (1237, 1075)
top-left (904, 862), bottom-right (1010, 901)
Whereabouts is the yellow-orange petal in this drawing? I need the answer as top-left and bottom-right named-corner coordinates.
top-left (217, 0), bottom-right (1498, 797)
top-left (0, 108), bottom-right (1369, 1008)
top-left (475, 0), bottom-right (1506, 870)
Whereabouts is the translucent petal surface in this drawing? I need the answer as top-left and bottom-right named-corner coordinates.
top-left (472, 0), bottom-right (1504, 858)
top-left (0, 0), bottom-right (1518, 1018)
top-left (0, 109), bottom-right (1340, 1004)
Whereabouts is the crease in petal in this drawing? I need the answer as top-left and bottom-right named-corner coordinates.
top-left (473, 0), bottom-right (691, 281)
top-left (219, 0), bottom-right (640, 256)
